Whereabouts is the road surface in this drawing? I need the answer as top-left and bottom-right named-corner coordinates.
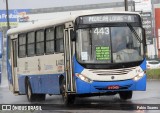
top-left (0, 80), bottom-right (160, 113)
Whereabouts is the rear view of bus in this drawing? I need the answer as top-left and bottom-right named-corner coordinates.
top-left (71, 13), bottom-right (146, 102)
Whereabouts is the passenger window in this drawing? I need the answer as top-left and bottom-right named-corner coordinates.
top-left (18, 34), bottom-right (26, 57)
top-left (36, 30), bottom-right (44, 55)
top-left (27, 32), bottom-right (35, 56)
top-left (55, 25), bottom-right (64, 53)
top-left (46, 28), bottom-right (54, 54)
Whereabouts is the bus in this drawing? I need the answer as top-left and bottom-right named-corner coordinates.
top-left (7, 12), bottom-right (146, 104)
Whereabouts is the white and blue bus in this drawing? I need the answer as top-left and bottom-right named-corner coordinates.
top-left (7, 12), bottom-right (146, 104)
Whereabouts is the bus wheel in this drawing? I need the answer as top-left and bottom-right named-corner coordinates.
top-left (26, 79), bottom-right (36, 102)
top-left (119, 91), bottom-right (132, 100)
top-left (60, 80), bottom-right (75, 105)
top-left (36, 94), bottom-right (46, 101)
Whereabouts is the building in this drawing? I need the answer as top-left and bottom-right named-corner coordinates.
top-left (154, 4), bottom-right (160, 58)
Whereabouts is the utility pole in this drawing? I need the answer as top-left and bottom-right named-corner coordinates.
top-left (5, 0), bottom-right (10, 30)
top-left (125, 0), bottom-right (128, 11)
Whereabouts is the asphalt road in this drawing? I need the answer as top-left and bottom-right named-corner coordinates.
top-left (0, 80), bottom-right (160, 113)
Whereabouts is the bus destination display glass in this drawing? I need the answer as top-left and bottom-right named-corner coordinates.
top-left (78, 14), bottom-right (140, 24)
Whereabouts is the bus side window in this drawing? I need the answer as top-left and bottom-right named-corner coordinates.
top-left (46, 28), bottom-right (54, 54)
top-left (36, 30), bottom-right (44, 55)
top-left (55, 25), bottom-right (64, 53)
top-left (18, 34), bottom-right (26, 58)
top-left (27, 32), bottom-right (35, 57)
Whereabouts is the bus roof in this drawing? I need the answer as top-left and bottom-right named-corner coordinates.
top-left (7, 11), bottom-right (140, 36)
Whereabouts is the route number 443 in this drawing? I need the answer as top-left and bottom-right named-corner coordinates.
top-left (94, 27), bottom-right (109, 35)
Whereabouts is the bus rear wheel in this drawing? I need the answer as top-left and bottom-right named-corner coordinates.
top-left (26, 79), bottom-right (46, 102)
top-left (35, 94), bottom-right (46, 101)
top-left (119, 91), bottom-right (132, 100)
top-left (60, 80), bottom-right (75, 105)
top-left (26, 79), bottom-right (36, 102)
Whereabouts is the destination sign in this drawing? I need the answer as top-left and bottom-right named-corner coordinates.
top-left (80, 15), bottom-right (139, 24)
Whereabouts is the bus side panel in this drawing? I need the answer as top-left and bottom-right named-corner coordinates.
top-left (18, 75), bottom-right (26, 94)
top-left (17, 53), bottom-right (64, 94)
top-left (18, 74), bottom-right (64, 95)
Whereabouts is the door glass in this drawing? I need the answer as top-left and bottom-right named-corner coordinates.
top-left (12, 39), bottom-right (17, 67)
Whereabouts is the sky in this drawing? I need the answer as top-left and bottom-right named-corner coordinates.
top-left (0, 0), bottom-right (124, 9)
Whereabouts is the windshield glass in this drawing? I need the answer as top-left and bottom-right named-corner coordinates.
top-left (76, 27), bottom-right (144, 64)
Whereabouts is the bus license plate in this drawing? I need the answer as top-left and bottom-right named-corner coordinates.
top-left (107, 85), bottom-right (120, 90)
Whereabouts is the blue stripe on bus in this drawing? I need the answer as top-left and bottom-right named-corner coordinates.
top-left (140, 59), bottom-right (147, 71)
top-left (73, 55), bottom-right (84, 74)
top-left (18, 74), bottom-right (65, 95)
top-left (75, 74), bottom-right (146, 94)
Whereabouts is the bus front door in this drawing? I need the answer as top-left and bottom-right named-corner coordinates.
top-left (64, 24), bottom-right (76, 93)
top-left (11, 39), bottom-right (19, 93)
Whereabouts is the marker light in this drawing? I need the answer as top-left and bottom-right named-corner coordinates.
top-left (76, 73), bottom-right (93, 83)
top-left (133, 71), bottom-right (145, 81)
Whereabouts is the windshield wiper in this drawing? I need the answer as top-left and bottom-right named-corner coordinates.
top-left (126, 23), bottom-right (142, 43)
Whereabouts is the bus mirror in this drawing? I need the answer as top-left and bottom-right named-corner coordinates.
top-left (70, 29), bottom-right (76, 41)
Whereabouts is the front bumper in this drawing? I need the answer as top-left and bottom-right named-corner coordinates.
top-left (75, 74), bottom-right (146, 94)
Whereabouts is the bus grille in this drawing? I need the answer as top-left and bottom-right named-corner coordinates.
top-left (88, 67), bottom-right (136, 76)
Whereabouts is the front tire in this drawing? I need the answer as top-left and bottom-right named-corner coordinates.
top-left (26, 79), bottom-right (37, 102)
top-left (119, 91), bottom-right (132, 100)
top-left (36, 94), bottom-right (46, 101)
top-left (60, 79), bottom-right (75, 105)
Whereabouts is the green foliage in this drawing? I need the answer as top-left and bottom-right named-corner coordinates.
top-left (146, 69), bottom-right (160, 79)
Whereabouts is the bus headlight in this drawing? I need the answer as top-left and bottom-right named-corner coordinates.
top-left (76, 73), bottom-right (93, 83)
top-left (133, 71), bottom-right (145, 81)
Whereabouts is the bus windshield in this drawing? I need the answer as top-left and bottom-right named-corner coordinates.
top-left (76, 27), bottom-right (144, 64)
